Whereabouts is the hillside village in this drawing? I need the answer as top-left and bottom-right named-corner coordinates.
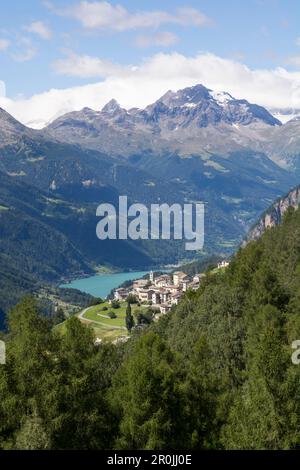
top-left (114, 270), bottom-right (204, 315)
top-left (113, 260), bottom-right (230, 316)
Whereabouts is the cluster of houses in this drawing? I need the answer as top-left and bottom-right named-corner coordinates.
top-left (217, 260), bottom-right (230, 269)
top-left (114, 270), bottom-right (204, 315)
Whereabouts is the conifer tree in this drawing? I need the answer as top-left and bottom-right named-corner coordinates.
top-left (126, 302), bottom-right (134, 332)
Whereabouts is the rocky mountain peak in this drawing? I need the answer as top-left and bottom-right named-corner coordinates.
top-left (142, 84), bottom-right (280, 127)
top-left (209, 90), bottom-right (235, 106)
top-left (158, 84), bottom-right (211, 108)
top-left (102, 99), bottom-right (122, 115)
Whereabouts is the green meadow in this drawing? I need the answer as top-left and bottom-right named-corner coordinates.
top-left (56, 301), bottom-right (149, 342)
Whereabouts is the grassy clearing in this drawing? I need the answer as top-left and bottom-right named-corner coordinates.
top-left (83, 303), bottom-right (127, 328)
top-left (56, 301), bottom-right (148, 342)
top-left (83, 302), bottom-right (147, 327)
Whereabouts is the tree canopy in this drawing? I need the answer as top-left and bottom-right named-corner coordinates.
top-left (2, 207), bottom-right (300, 449)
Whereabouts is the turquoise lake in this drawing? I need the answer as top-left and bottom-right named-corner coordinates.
top-left (60, 271), bottom-right (151, 298)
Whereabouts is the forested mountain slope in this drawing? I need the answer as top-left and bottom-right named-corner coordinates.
top-left (0, 172), bottom-right (93, 316)
top-left (2, 206), bottom-right (300, 449)
top-left (0, 171), bottom-right (165, 317)
top-left (151, 205), bottom-right (300, 448)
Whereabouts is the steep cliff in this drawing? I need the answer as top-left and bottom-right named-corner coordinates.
top-left (247, 185), bottom-right (300, 241)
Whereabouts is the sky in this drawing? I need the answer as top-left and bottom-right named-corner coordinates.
top-left (1, 0), bottom-right (300, 127)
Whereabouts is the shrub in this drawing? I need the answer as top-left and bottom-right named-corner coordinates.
top-left (108, 311), bottom-right (117, 319)
top-left (136, 310), bottom-right (154, 325)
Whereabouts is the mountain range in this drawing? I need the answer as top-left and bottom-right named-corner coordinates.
top-left (45, 85), bottom-right (282, 157)
top-left (1, 83), bottom-right (300, 314)
top-left (45, 84), bottom-right (300, 169)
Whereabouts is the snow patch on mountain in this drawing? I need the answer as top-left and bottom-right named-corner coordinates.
top-left (209, 90), bottom-right (234, 105)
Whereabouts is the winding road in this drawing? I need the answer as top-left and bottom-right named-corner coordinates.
top-left (78, 306), bottom-right (126, 331)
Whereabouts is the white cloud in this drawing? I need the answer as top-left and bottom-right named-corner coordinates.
top-left (135, 31), bottom-right (178, 48)
top-left (53, 1), bottom-right (211, 31)
top-left (53, 51), bottom-right (125, 78)
top-left (0, 38), bottom-right (10, 51)
top-left (25, 21), bottom-right (52, 40)
top-left (2, 52), bottom-right (300, 128)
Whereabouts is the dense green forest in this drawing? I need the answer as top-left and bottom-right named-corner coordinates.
top-left (1, 206), bottom-right (300, 450)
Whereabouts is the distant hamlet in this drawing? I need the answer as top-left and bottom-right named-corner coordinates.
top-left (113, 264), bottom-right (228, 317)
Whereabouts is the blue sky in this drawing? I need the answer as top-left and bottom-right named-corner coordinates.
top-left (0, 0), bottom-right (300, 127)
